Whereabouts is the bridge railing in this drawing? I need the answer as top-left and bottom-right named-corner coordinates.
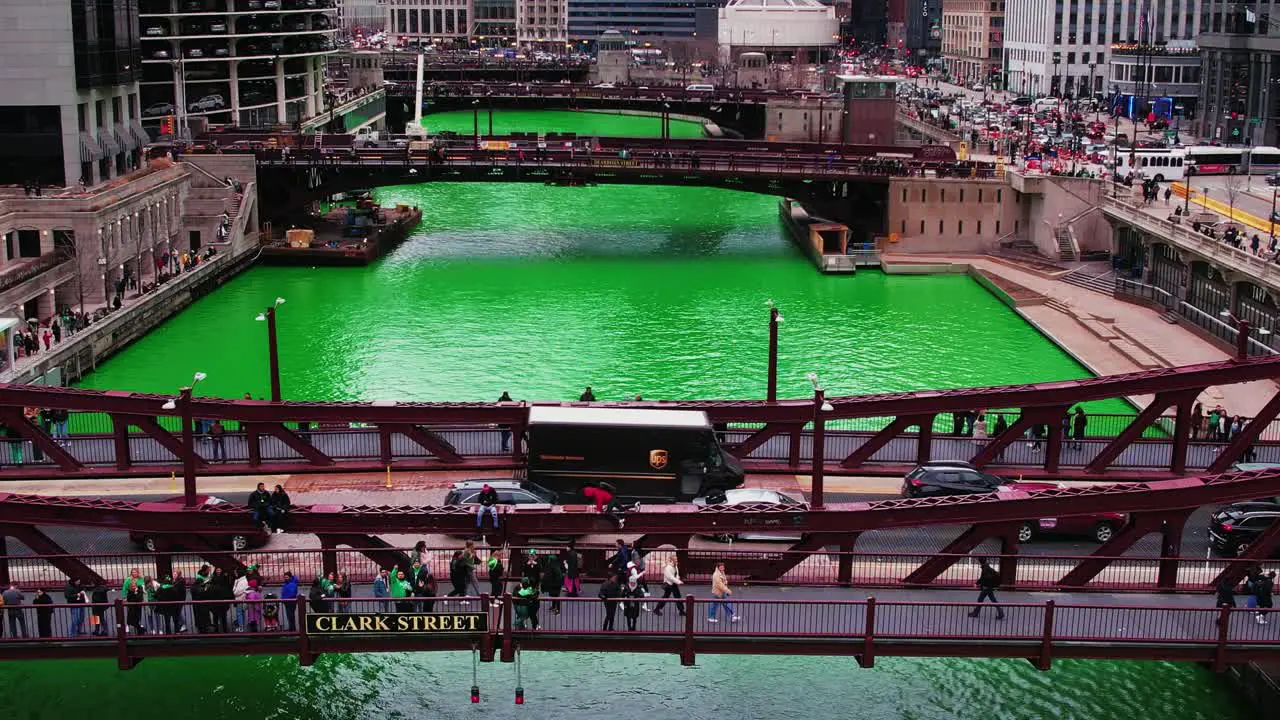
top-left (0, 547), bottom-right (1241, 594)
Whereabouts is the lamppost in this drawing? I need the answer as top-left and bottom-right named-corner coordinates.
top-left (1219, 309), bottom-right (1269, 359)
top-left (1052, 52), bottom-right (1061, 101)
top-left (1184, 168), bottom-right (1194, 214)
top-left (487, 91), bottom-right (494, 137)
top-left (806, 372), bottom-right (834, 509)
top-left (765, 299), bottom-right (784, 402)
top-left (1271, 187), bottom-right (1278, 246)
top-left (1088, 62), bottom-right (1096, 107)
top-left (161, 371), bottom-right (208, 507)
top-left (254, 297), bottom-right (286, 402)
top-left (472, 99), bottom-right (480, 148)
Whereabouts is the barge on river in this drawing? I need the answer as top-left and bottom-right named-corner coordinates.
top-left (260, 201), bottom-right (423, 266)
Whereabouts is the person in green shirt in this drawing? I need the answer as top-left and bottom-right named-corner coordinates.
top-left (122, 568), bottom-right (145, 596)
top-left (514, 578), bottom-right (540, 630)
top-left (389, 568), bottom-right (414, 612)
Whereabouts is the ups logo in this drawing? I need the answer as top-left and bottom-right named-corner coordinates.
top-left (649, 449), bottom-right (669, 470)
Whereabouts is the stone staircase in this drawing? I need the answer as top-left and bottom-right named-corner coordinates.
top-left (1054, 226), bottom-right (1078, 261)
top-left (1061, 268), bottom-right (1116, 296)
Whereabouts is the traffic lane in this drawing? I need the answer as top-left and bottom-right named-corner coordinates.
top-left (10, 492), bottom-right (1220, 559)
top-left (1195, 175), bottom-right (1280, 221)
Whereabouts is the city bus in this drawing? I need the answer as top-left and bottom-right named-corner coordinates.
top-left (1113, 147), bottom-right (1187, 182)
top-left (1184, 146), bottom-right (1280, 174)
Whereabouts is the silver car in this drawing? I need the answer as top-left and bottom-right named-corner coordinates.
top-left (693, 488), bottom-right (808, 542)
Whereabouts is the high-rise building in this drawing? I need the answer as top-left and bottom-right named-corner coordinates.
top-left (906, 0), bottom-right (942, 59)
top-left (516, 0), bottom-right (566, 49)
top-left (941, 0), bottom-right (1003, 88)
top-left (1005, 0), bottom-right (1201, 100)
top-left (846, 0), bottom-right (888, 45)
top-left (0, 0), bottom-right (147, 187)
top-left (566, 0), bottom-right (720, 47)
top-left (136, 0), bottom-right (337, 129)
top-left (386, 0), bottom-right (473, 45)
top-left (473, 0), bottom-right (516, 45)
top-left (1197, 2), bottom-right (1276, 145)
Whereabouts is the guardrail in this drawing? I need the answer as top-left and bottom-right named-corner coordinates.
top-left (1115, 277), bottom-right (1278, 356)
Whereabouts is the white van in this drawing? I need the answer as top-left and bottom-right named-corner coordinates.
top-left (1033, 98), bottom-right (1060, 112)
top-left (685, 83), bottom-right (715, 92)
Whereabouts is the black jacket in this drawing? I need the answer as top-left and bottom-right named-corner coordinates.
top-left (248, 489), bottom-right (271, 512)
top-left (477, 487), bottom-right (498, 507)
top-left (270, 489), bottom-right (291, 511)
top-left (977, 565), bottom-right (1000, 590)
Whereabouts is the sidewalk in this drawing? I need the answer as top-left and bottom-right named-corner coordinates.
top-left (884, 253), bottom-right (1278, 415)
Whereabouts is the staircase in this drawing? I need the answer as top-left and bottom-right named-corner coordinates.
top-left (1061, 268), bottom-right (1117, 296)
top-left (1054, 226), bottom-right (1078, 261)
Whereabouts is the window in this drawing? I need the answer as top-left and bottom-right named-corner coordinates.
top-left (997, 189), bottom-right (1003, 203)
top-left (920, 220), bottom-right (925, 234)
top-left (959, 220), bottom-right (964, 233)
top-left (939, 220), bottom-right (944, 234)
top-left (901, 220), bottom-right (906, 233)
top-left (189, 229), bottom-right (201, 250)
top-left (960, 189), bottom-right (965, 202)
top-left (921, 188), bottom-right (927, 202)
top-left (941, 189), bottom-right (946, 202)
top-left (996, 220), bottom-right (1001, 234)
top-left (902, 188), bottom-right (907, 202)
top-left (977, 221), bottom-right (983, 234)
top-left (978, 188), bottom-right (984, 202)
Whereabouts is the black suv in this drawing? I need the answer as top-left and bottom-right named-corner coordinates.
top-left (901, 461), bottom-right (1004, 499)
top-left (444, 480), bottom-right (556, 506)
top-left (1209, 502), bottom-right (1280, 557)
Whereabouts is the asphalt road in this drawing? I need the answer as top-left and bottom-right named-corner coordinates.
top-left (10, 490), bottom-right (1223, 561)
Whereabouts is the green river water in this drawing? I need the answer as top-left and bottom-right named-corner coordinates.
top-left (0, 111), bottom-right (1246, 719)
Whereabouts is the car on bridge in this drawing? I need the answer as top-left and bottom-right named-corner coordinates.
top-left (901, 463), bottom-right (1127, 543)
top-left (692, 488), bottom-right (807, 542)
top-left (1209, 501), bottom-right (1280, 557)
top-left (128, 495), bottom-right (271, 552)
top-left (444, 479), bottom-right (557, 507)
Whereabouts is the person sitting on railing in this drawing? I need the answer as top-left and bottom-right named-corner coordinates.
top-left (269, 485), bottom-right (290, 534)
top-left (248, 482), bottom-right (276, 531)
top-left (475, 484), bottom-right (499, 532)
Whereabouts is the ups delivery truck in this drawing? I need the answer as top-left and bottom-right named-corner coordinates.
top-left (525, 406), bottom-right (745, 503)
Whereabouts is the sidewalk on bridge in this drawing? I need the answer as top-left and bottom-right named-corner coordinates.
top-left (883, 253), bottom-right (1278, 416)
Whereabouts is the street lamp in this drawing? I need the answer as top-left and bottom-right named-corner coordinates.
top-left (765, 299), bottom-right (784, 402)
top-left (472, 99), bottom-right (480, 148)
top-left (162, 371), bottom-right (207, 507)
top-left (806, 372), bottom-right (834, 509)
top-left (254, 297), bottom-right (286, 402)
top-left (1219, 309), bottom-right (1268, 359)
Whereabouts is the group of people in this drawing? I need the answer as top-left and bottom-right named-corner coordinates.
top-left (944, 407), bottom-right (1091, 451)
top-left (1215, 565), bottom-right (1277, 625)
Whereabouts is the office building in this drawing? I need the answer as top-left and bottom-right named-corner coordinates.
top-left (0, 1), bottom-right (150, 188)
top-left (566, 0), bottom-right (719, 46)
top-left (473, 0), bottom-right (516, 44)
top-left (137, 0), bottom-right (337, 129)
top-left (386, 0), bottom-right (473, 45)
top-left (906, 0), bottom-right (942, 59)
top-left (1198, 2), bottom-right (1277, 145)
top-left (516, 0), bottom-right (567, 48)
top-left (941, 0), bottom-right (1003, 88)
top-left (1005, 0), bottom-right (1201, 100)
top-left (337, 0), bottom-right (386, 30)
top-left (717, 0), bottom-right (841, 63)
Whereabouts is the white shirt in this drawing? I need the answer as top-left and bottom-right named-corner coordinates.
top-left (663, 563), bottom-right (682, 586)
top-left (232, 576), bottom-right (250, 601)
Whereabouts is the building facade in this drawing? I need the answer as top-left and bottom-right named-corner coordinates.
top-left (473, 0), bottom-right (515, 44)
top-left (0, 0), bottom-right (149, 189)
top-left (137, 0), bottom-right (337, 129)
top-left (337, 0), bottom-right (387, 30)
top-left (1006, 0), bottom-right (1201, 100)
top-left (941, 0), bottom-right (1004, 87)
top-left (1198, 2), bottom-right (1280, 145)
top-left (906, 0), bottom-right (943, 59)
top-left (566, 0), bottom-right (719, 45)
top-left (716, 0), bottom-right (841, 63)
top-left (386, 0), bottom-right (472, 45)
top-left (516, 0), bottom-right (567, 48)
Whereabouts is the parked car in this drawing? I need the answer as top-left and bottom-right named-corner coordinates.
top-left (128, 495), bottom-right (270, 552)
top-left (143, 102), bottom-right (176, 116)
top-left (692, 488), bottom-right (807, 542)
top-left (1209, 502), bottom-right (1280, 557)
top-left (1266, 173), bottom-right (1280, 187)
top-left (1000, 482), bottom-right (1127, 543)
top-left (900, 461), bottom-right (1004, 498)
top-left (444, 479), bottom-right (556, 507)
top-left (144, 26), bottom-right (167, 36)
top-left (188, 94), bottom-right (226, 112)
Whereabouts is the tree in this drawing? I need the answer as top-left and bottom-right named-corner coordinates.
top-left (1225, 173), bottom-right (1244, 221)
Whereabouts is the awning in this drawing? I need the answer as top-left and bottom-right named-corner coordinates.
top-left (131, 120), bottom-right (152, 148)
top-left (115, 123), bottom-right (134, 151)
top-left (78, 131), bottom-right (103, 162)
top-left (97, 126), bottom-right (120, 155)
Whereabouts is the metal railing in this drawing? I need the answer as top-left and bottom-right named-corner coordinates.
top-left (0, 548), bottom-right (1245, 594)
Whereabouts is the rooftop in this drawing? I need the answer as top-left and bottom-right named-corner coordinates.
top-left (528, 406), bottom-right (711, 429)
top-left (727, 0), bottom-right (828, 7)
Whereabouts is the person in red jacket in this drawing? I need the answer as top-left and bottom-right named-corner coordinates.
top-left (582, 483), bottom-right (623, 528)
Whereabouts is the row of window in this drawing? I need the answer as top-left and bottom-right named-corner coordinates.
top-left (901, 186), bottom-right (1004, 204)
top-left (1112, 63), bottom-right (1200, 84)
top-left (900, 219), bottom-right (1017, 236)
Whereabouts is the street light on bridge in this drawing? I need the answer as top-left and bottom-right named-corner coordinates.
top-left (806, 371), bottom-right (834, 509)
top-left (161, 371), bottom-right (207, 508)
top-left (1220, 309), bottom-right (1270, 360)
top-left (255, 297), bottom-right (286, 402)
top-left (766, 299), bottom-right (784, 402)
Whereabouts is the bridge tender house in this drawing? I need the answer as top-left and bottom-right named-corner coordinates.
top-left (307, 613), bottom-right (488, 634)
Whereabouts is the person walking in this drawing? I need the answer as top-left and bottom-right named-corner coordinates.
top-left (514, 578), bottom-right (540, 630)
top-left (125, 578), bottom-right (145, 635)
top-left (1071, 407), bottom-right (1088, 450)
top-left (89, 581), bottom-right (110, 636)
top-left (598, 574), bottom-right (621, 630)
top-left (2, 583), bottom-right (27, 638)
top-left (560, 541), bottom-right (582, 598)
top-left (232, 568), bottom-right (250, 631)
top-left (707, 562), bottom-right (740, 623)
top-left (656, 556), bottom-right (684, 617)
top-left (971, 413), bottom-right (987, 449)
top-left (64, 579), bottom-right (86, 637)
top-left (540, 551), bottom-right (564, 615)
top-left (496, 391), bottom-right (513, 452)
top-left (208, 420), bottom-right (226, 462)
top-left (1255, 571), bottom-right (1276, 625)
top-left (968, 558), bottom-right (1004, 620)
top-left (1216, 573), bottom-right (1238, 627)
top-left (630, 542), bottom-right (651, 611)
top-left (622, 578), bottom-right (643, 631)
top-left (447, 550), bottom-right (469, 602)
top-left (579, 386), bottom-right (596, 401)
top-left (487, 551), bottom-right (505, 605)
